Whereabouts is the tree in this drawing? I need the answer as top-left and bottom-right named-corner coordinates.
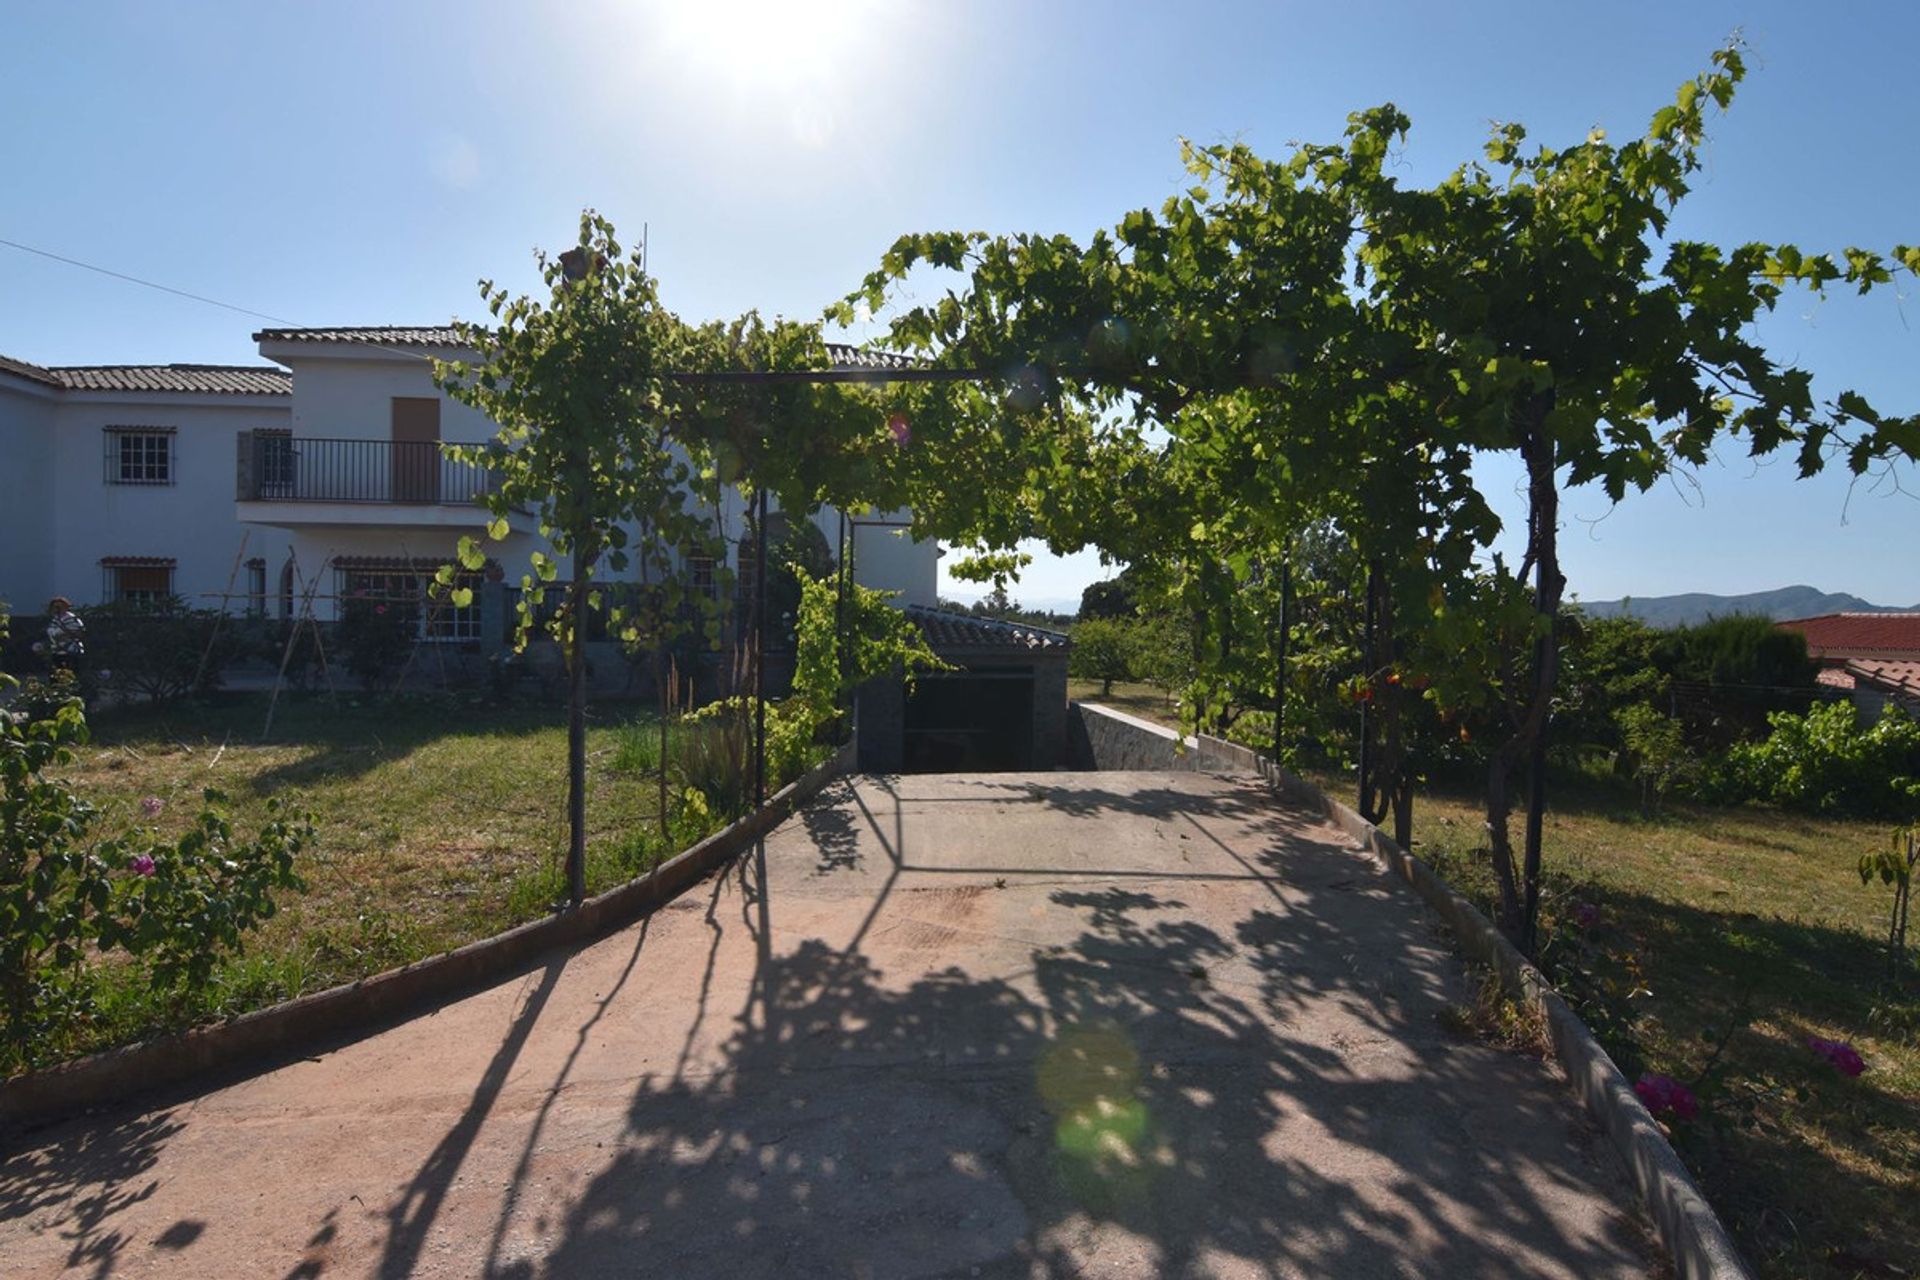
top-left (845, 44), bottom-right (1918, 954)
top-left (437, 212), bottom-right (719, 906)
top-left (1078, 568), bottom-right (1141, 620)
top-left (1069, 618), bottom-right (1134, 695)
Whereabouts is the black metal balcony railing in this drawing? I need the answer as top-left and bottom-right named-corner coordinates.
top-left (238, 433), bottom-right (496, 505)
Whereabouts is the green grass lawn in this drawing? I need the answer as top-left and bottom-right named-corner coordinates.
top-left (1067, 677), bottom-right (1186, 729)
top-left (37, 691), bottom-right (733, 1066)
top-left (1071, 678), bottom-right (1916, 1277)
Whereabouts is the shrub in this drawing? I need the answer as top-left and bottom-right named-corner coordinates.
top-left (1713, 702), bottom-right (1920, 816)
top-left (79, 601), bottom-right (246, 704)
top-left (336, 591), bottom-right (417, 692)
top-left (1614, 704), bottom-right (1695, 813)
top-left (1, 611), bottom-right (315, 1071)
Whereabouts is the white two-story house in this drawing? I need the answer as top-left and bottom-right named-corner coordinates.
top-left (1, 328), bottom-right (939, 648)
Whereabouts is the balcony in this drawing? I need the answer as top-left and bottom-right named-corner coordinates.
top-left (235, 431), bottom-right (522, 531)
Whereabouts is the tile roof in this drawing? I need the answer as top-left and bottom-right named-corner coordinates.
top-left (905, 605), bottom-right (1069, 652)
top-left (1778, 613), bottom-right (1920, 657)
top-left (826, 344), bottom-right (925, 371)
top-left (0, 354), bottom-right (62, 388)
top-left (55, 365), bottom-right (290, 394)
top-left (1843, 659), bottom-right (1920, 701)
top-left (0, 355), bottom-right (290, 395)
top-left (253, 326), bottom-right (919, 372)
top-left (254, 325), bottom-right (464, 346)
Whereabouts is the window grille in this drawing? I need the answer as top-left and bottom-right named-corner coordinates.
top-left (104, 427), bottom-right (175, 485)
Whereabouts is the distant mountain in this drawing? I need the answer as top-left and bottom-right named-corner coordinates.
top-left (1575, 585), bottom-right (1919, 629)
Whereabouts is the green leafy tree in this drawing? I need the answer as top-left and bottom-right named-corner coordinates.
top-left (1613, 704), bottom-right (1693, 815)
top-left (1069, 618), bottom-right (1134, 696)
top-left (1860, 824), bottom-right (1920, 980)
top-left (437, 212), bottom-right (723, 905)
top-left (845, 43), bottom-right (1917, 953)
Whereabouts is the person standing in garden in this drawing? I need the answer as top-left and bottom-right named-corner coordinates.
top-left (36, 596), bottom-right (85, 673)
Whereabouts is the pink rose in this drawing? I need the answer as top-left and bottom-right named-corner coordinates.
top-left (1633, 1072), bottom-right (1698, 1121)
top-left (130, 853), bottom-right (156, 877)
top-left (1807, 1037), bottom-right (1866, 1077)
top-left (887, 414), bottom-right (912, 446)
top-left (140, 796), bottom-right (164, 818)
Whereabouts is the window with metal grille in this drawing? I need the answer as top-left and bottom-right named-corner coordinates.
top-left (336, 565), bottom-right (482, 642)
top-left (104, 428), bottom-right (175, 484)
top-left (687, 553), bottom-right (719, 599)
top-left (258, 431), bottom-right (295, 495)
top-left (106, 563), bottom-right (174, 605)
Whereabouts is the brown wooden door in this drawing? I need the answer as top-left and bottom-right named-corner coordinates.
top-left (391, 397), bottom-right (441, 503)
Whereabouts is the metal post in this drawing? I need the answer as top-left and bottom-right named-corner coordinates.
top-left (1273, 556), bottom-right (1290, 764)
top-left (834, 509), bottom-right (849, 712)
top-left (754, 487), bottom-right (769, 808)
top-left (1358, 562), bottom-right (1375, 817)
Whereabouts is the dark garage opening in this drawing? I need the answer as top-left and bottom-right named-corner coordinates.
top-left (903, 669), bottom-right (1035, 772)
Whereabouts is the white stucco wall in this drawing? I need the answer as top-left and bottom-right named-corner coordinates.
top-left (268, 344), bottom-right (499, 447)
top-left (0, 375), bottom-right (59, 615)
top-left (46, 391), bottom-right (291, 609)
top-left (3, 335), bottom-right (941, 627)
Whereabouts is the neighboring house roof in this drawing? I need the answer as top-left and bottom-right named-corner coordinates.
top-left (253, 325), bottom-right (918, 372)
top-left (0, 354), bottom-right (289, 395)
top-left (906, 605), bottom-right (1069, 653)
top-left (1778, 612), bottom-right (1920, 658)
top-left (1815, 667), bottom-right (1857, 693)
top-left (1843, 659), bottom-right (1920, 704)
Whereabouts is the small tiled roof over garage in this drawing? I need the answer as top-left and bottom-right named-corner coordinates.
top-left (0, 355), bottom-right (289, 395)
top-left (905, 605), bottom-right (1069, 652)
top-left (254, 326), bottom-right (915, 372)
top-left (1778, 612), bottom-right (1920, 658)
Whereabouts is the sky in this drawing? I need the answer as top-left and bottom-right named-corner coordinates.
top-left (3, 0), bottom-right (1916, 612)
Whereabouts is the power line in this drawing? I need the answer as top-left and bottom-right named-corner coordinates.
top-left (0, 235), bottom-right (299, 326)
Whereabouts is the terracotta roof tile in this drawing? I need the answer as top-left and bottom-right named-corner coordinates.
top-left (1844, 659), bottom-right (1920, 699)
top-left (905, 605), bottom-right (1068, 652)
top-left (1778, 613), bottom-right (1920, 657)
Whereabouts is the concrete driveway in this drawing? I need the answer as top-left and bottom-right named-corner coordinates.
top-left (2, 771), bottom-right (1655, 1278)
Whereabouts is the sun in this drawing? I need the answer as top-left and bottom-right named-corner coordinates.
top-left (653, 0), bottom-right (878, 94)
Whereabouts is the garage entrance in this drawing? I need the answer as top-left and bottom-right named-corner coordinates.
top-left (902, 668), bottom-right (1035, 772)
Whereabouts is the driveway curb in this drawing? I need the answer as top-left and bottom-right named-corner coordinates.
top-left (1, 739), bottom-right (855, 1130)
top-left (1070, 703), bottom-right (1752, 1280)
